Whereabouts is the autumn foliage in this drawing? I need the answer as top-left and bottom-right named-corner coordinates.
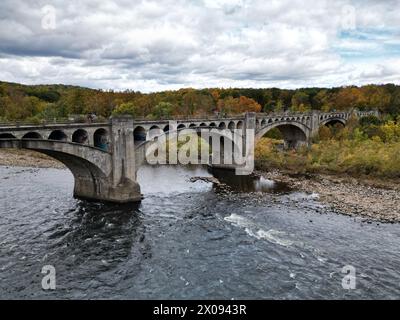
top-left (1, 81), bottom-right (400, 122)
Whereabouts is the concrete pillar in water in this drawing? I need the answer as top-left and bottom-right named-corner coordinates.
top-left (108, 115), bottom-right (142, 202)
top-left (236, 112), bottom-right (256, 175)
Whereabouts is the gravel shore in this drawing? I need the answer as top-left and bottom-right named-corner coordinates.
top-left (259, 169), bottom-right (400, 223)
top-left (0, 149), bottom-right (65, 169)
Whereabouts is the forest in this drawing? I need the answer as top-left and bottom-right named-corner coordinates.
top-left (1, 81), bottom-right (400, 122)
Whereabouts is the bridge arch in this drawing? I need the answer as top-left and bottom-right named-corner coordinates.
top-left (0, 133), bottom-right (16, 139)
top-left (228, 121), bottom-right (235, 130)
top-left (22, 132), bottom-right (42, 139)
top-left (134, 126), bottom-right (146, 142)
top-left (218, 122), bottom-right (226, 129)
top-left (49, 130), bottom-right (68, 141)
top-left (256, 122), bottom-right (309, 149)
top-left (94, 128), bottom-right (109, 150)
top-left (0, 139), bottom-right (112, 202)
top-left (149, 125), bottom-right (160, 131)
top-left (72, 129), bottom-right (89, 144)
top-left (135, 126), bottom-right (245, 169)
top-left (320, 117), bottom-right (346, 127)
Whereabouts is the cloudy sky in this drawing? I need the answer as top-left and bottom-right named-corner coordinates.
top-left (0, 0), bottom-right (399, 92)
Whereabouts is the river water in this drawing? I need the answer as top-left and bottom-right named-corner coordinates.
top-left (0, 165), bottom-right (400, 299)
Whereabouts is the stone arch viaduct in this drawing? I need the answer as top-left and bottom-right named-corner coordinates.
top-left (0, 110), bottom-right (378, 203)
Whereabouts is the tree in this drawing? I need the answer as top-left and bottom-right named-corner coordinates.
top-left (63, 89), bottom-right (87, 115)
top-left (358, 85), bottom-right (391, 112)
top-left (113, 102), bottom-right (141, 117)
top-left (332, 87), bottom-right (361, 110)
top-left (263, 102), bottom-right (275, 113)
top-left (218, 96), bottom-right (238, 115)
top-left (217, 96), bottom-right (261, 115)
top-left (389, 91), bottom-right (400, 116)
top-left (314, 90), bottom-right (331, 111)
top-left (151, 102), bottom-right (173, 119)
top-left (318, 126), bottom-right (333, 140)
top-left (39, 103), bottom-right (63, 120)
top-left (237, 96), bottom-right (262, 113)
top-left (379, 121), bottom-right (400, 142)
top-left (291, 91), bottom-right (310, 111)
top-left (359, 115), bottom-right (381, 127)
top-left (274, 100), bottom-right (284, 112)
top-left (84, 91), bottom-right (111, 117)
top-left (3, 95), bottom-right (43, 120)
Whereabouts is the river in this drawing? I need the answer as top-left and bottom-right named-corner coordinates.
top-left (0, 165), bottom-right (399, 299)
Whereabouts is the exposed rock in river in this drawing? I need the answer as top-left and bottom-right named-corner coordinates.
top-left (189, 176), bottom-right (221, 185)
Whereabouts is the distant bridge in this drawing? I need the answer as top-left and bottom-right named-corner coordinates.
top-left (0, 110), bottom-right (377, 203)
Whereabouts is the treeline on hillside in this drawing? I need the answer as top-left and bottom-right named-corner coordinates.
top-left (1, 81), bottom-right (400, 122)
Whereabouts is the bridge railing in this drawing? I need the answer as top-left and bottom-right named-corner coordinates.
top-left (355, 110), bottom-right (379, 117)
top-left (132, 114), bottom-right (245, 122)
top-left (0, 114), bottom-right (247, 127)
top-left (0, 118), bottom-right (108, 128)
top-left (256, 111), bottom-right (318, 119)
top-left (0, 110), bottom-right (379, 127)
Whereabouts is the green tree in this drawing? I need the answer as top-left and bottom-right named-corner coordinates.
top-left (152, 102), bottom-right (173, 119)
top-left (291, 91), bottom-right (310, 111)
top-left (113, 102), bottom-right (141, 117)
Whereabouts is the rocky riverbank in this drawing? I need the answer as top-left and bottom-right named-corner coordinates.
top-left (258, 169), bottom-right (400, 223)
top-left (0, 149), bottom-right (65, 169)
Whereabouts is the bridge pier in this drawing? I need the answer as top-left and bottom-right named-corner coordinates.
top-left (310, 110), bottom-right (320, 139)
top-left (70, 116), bottom-right (142, 203)
top-left (75, 115), bottom-right (142, 203)
top-left (73, 116), bottom-right (142, 203)
top-left (104, 115), bottom-right (142, 203)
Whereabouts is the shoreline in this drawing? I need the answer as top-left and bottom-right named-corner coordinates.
top-left (1, 149), bottom-right (399, 223)
top-left (0, 149), bottom-right (65, 169)
top-left (257, 169), bottom-right (400, 224)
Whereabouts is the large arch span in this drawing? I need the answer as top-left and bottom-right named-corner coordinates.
top-left (0, 139), bottom-right (117, 202)
top-left (320, 117), bottom-right (347, 127)
top-left (255, 121), bottom-right (310, 149)
top-left (134, 125), bottom-right (248, 169)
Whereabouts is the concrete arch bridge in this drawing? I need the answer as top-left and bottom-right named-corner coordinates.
top-left (0, 110), bottom-right (377, 203)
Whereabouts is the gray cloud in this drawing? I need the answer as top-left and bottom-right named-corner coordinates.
top-left (0, 0), bottom-right (399, 91)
